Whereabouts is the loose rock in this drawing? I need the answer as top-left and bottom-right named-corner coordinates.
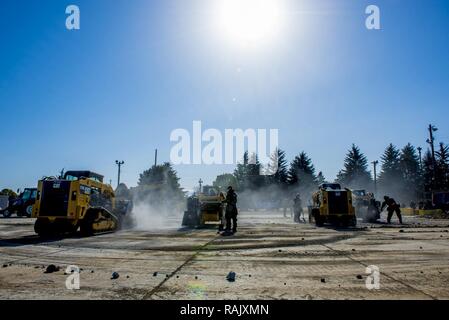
top-left (44, 265), bottom-right (60, 274)
top-left (227, 272), bottom-right (236, 282)
top-left (111, 272), bottom-right (120, 280)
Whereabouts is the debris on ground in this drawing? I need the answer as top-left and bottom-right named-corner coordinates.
top-left (44, 265), bottom-right (60, 274)
top-left (321, 278), bottom-right (326, 283)
top-left (153, 272), bottom-right (158, 277)
top-left (356, 275), bottom-right (363, 279)
top-left (226, 272), bottom-right (236, 282)
top-left (2, 264), bottom-right (7, 268)
top-left (111, 272), bottom-right (120, 280)
top-left (399, 230), bottom-right (404, 233)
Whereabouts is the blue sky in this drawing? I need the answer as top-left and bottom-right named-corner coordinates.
top-left (1, 0), bottom-right (448, 191)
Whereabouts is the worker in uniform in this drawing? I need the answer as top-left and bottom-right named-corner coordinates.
top-left (365, 193), bottom-right (381, 222)
top-left (293, 193), bottom-right (303, 223)
top-left (224, 186), bottom-right (238, 233)
top-left (381, 196), bottom-right (403, 224)
top-left (218, 192), bottom-right (226, 232)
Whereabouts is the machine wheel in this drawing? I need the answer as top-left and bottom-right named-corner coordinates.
top-left (313, 209), bottom-right (324, 227)
top-left (80, 213), bottom-right (95, 237)
top-left (2, 209), bottom-right (12, 218)
top-left (34, 219), bottom-right (52, 237)
top-left (182, 209), bottom-right (200, 227)
top-left (25, 205), bottom-right (33, 217)
top-left (349, 215), bottom-right (357, 227)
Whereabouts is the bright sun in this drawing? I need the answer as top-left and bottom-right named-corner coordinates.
top-left (216, 0), bottom-right (283, 48)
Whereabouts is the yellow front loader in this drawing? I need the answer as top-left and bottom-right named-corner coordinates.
top-left (33, 171), bottom-right (132, 236)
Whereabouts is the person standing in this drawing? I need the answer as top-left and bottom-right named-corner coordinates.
top-left (293, 193), bottom-right (303, 223)
top-left (224, 186), bottom-right (238, 233)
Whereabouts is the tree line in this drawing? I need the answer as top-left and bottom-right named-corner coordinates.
top-left (212, 141), bottom-right (449, 203)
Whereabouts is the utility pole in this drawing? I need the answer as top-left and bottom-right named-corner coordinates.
top-left (417, 147), bottom-right (423, 170)
top-left (426, 124), bottom-right (438, 188)
top-left (372, 160), bottom-right (379, 195)
top-left (154, 149), bottom-right (158, 167)
top-left (198, 178), bottom-right (203, 193)
top-left (115, 160), bottom-right (124, 188)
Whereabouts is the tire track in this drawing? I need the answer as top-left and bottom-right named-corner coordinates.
top-left (320, 243), bottom-right (437, 300)
top-left (141, 235), bottom-right (221, 300)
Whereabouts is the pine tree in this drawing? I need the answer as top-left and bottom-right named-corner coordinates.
top-left (436, 143), bottom-right (449, 190)
top-left (399, 143), bottom-right (421, 201)
top-left (233, 152), bottom-right (264, 191)
top-left (137, 162), bottom-right (185, 205)
top-left (336, 144), bottom-right (372, 189)
top-left (247, 153), bottom-right (265, 190)
top-left (213, 173), bottom-right (238, 191)
top-left (422, 150), bottom-right (435, 192)
top-left (233, 152), bottom-right (249, 191)
top-left (378, 144), bottom-right (402, 196)
top-left (287, 152), bottom-right (317, 189)
top-left (316, 171), bottom-right (326, 185)
top-left (266, 148), bottom-right (288, 188)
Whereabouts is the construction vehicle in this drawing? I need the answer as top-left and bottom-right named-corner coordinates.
top-left (352, 189), bottom-right (381, 223)
top-left (182, 186), bottom-right (225, 228)
top-left (352, 190), bottom-right (370, 209)
top-left (432, 191), bottom-right (449, 212)
top-left (309, 183), bottom-right (357, 227)
top-left (33, 171), bottom-right (132, 236)
top-left (0, 188), bottom-right (37, 218)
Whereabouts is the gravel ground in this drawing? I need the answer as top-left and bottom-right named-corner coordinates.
top-left (0, 211), bottom-right (448, 300)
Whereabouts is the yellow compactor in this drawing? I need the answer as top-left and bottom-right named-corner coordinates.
top-left (309, 183), bottom-right (357, 227)
top-left (182, 186), bottom-right (225, 228)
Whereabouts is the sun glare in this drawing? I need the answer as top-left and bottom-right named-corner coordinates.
top-left (216, 0), bottom-right (284, 48)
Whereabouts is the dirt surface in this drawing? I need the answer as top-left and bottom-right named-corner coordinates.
top-left (1, 211), bottom-right (449, 300)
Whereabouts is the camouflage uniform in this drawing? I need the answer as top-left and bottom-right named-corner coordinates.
top-left (225, 188), bottom-right (238, 233)
top-left (381, 196), bottom-right (403, 224)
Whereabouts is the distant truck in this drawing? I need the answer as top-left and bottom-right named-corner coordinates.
top-left (309, 183), bottom-right (357, 227)
top-left (0, 188), bottom-right (38, 218)
top-left (432, 191), bottom-right (449, 212)
top-left (0, 195), bottom-right (9, 211)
